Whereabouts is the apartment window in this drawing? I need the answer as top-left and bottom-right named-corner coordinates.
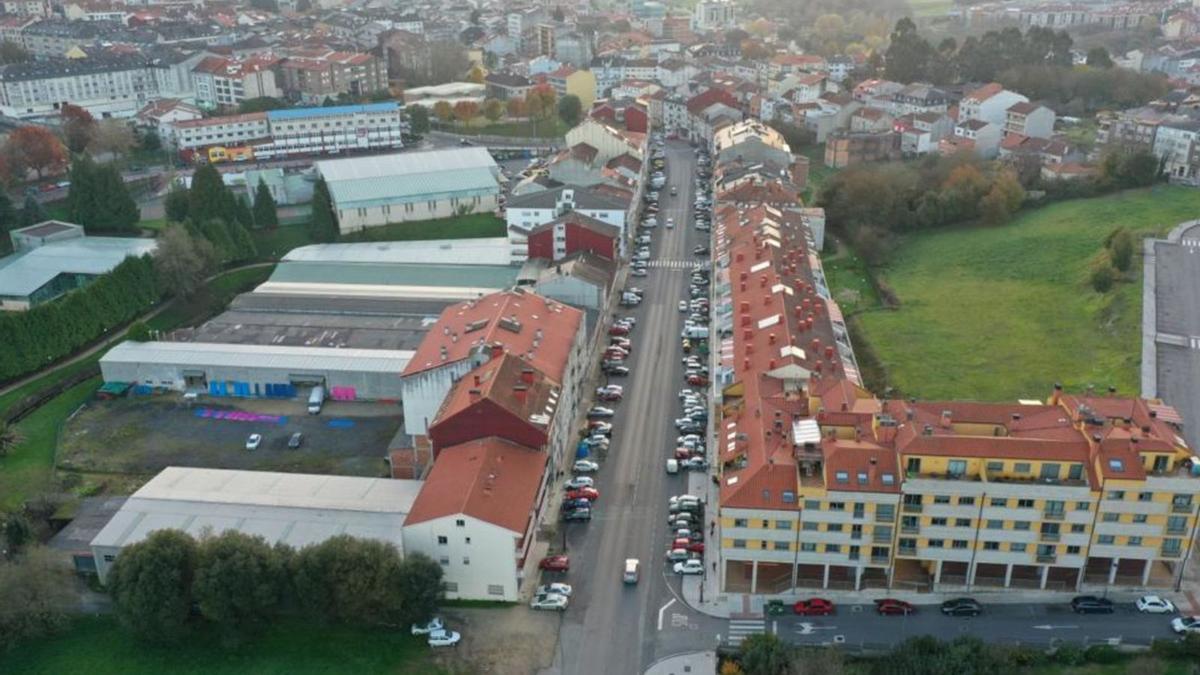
top-left (1066, 545), bottom-right (1081, 555)
top-left (804, 500), bottom-right (820, 510)
top-left (829, 502), bottom-right (845, 511)
top-left (487, 584), bottom-right (504, 596)
top-left (1010, 543), bottom-right (1027, 552)
top-left (882, 473), bottom-right (896, 486)
top-left (1071, 524), bottom-right (1086, 534)
top-left (928, 539), bottom-right (944, 548)
top-left (1075, 501), bottom-right (1090, 511)
top-left (1133, 514), bottom-right (1148, 524)
top-left (1108, 458), bottom-right (1125, 472)
top-left (1128, 536), bottom-right (1143, 546)
top-left (462, 557), bottom-right (470, 565)
top-left (760, 540), bottom-right (769, 550)
top-left (835, 471), bottom-right (849, 484)
top-left (958, 496), bottom-right (976, 506)
top-left (827, 523), bottom-right (843, 532)
top-left (955, 518), bottom-right (971, 527)
top-left (437, 536), bottom-right (448, 545)
top-left (761, 520), bottom-right (770, 529)
top-left (931, 517), bottom-right (948, 526)
top-left (1014, 521), bottom-right (1031, 531)
top-left (853, 503), bottom-right (865, 518)
top-left (782, 490), bottom-right (796, 504)
top-left (952, 540), bottom-right (969, 549)
top-left (439, 556), bottom-right (450, 565)
top-left (990, 497), bottom-right (1007, 507)
top-left (933, 495), bottom-right (951, 504)
top-left (1163, 538), bottom-right (1183, 555)
top-left (800, 542), bottom-right (817, 552)
top-left (1167, 516), bottom-right (1187, 533)
top-left (983, 541), bottom-right (999, 551)
top-left (877, 504), bottom-right (895, 520)
top-left (774, 541), bottom-right (789, 551)
top-left (947, 460), bottom-right (967, 477)
top-left (445, 582), bottom-right (458, 592)
top-left (455, 519), bottom-right (465, 527)
top-left (907, 457), bottom-right (921, 473)
top-left (986, 461), bottom-right (1003, 473)
top-left (826, 544), bottom-right (841, 553)
top-left (1137, 492), bottom-right (1153, 502)
top-left (103, 554), bottom-right (115, 562)
top-left (775, 520), bottom-right (792, 530)
top-left (1097, 535), bottom-right (1115, 545)
top-left (733, 518), bottom-right (748, 527)
top-left (803, 521), bottom-right (818, 531)
top-left (1102, 513), bottom-right (1119, 523)
top-left (986, 519), bottom-right (1003, 529)
top-left (1068, 464), bottom-right (1083, 480)
top-left (1039, 463), bottom-right (1060, 480)
top-left (1017, 499), bottom-right (1035, 508)
top-left (732, 539), bottom-right (746, 548)
top-left (857, 472), bottom-right (868, 484)
top-left (899, 538), bottom-right (917, 550)
top-left (1014, 462), bottom-right (1031, 474)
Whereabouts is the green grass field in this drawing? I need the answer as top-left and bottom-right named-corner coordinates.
top-left (852, 186), bottom-right (1200, 402)
top-left (908, 0), bottom-right (954, 17)
top-left (0, 616), bottom-right (444, 675)
top-left (341, 213), bottom-right (506, 243)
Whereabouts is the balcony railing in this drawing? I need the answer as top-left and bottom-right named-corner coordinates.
top-left (1172, 503), bottom-right (1194, 514)
top-left (897, 547), bottom-right (917, 557)
top-left (1166, 526), bottom-right (1188, 535)
top-left (902, 503), bottom-right (923, 514)
top-left (1043, 511), bottom-right (1065, 521)
top-left (1160, 548), bottom-right (1183, 558)
top-left (900, 525), bottom-right (919, 535)
top-left (1036, 554), bottom-right (1057, 564)
top-left (871, 555), bottom-right (890, 564)
top-left (1040, 532), bottom-right (1061, 543)
top-left (876, 513), bottom-right (895, 524)
top-left (873, 533), bottom-right (893, 544)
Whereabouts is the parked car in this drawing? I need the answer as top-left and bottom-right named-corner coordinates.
top-left (562, 508), bottom-right (592, 522)
top-left (530, 594), bottom-right (569, 611)
top-left (573, 459), bottom-right (600, 473)
top-left (427, 629), bottom-right (462, 647)
top-left (536, 583), bottom-right (573, 597)
top-left (566, 487), bottom-right (599, 501)
top-left (681, 457), bottom-right (709, 471)
top-left (793, 598), bottom-right (835, 616)
top-left (876, 599), bottom-right (916, 616)
top-left (608, 325), bottom-right (630, 336)
top-left (604, 365), bottom-right (630, 376)
top-left (411, 617), bottom-right (445, 635)
top-left (665, 548), bottom-right (691, 563)
top-left (632, 268), bottom-right (648, 276)
top-left (538, 555), bottom-right (570, 572)
top-left (1136, 595), bottom-right (1176, 614)
top-left (245, 434), bottom-right (262, 450)
top-left (940, 598), bottom-right (982, 616)
top-left (287, 432), bottom-right (303, 449)
top-left (1171, 616), bottom-right (1200, 634)
top-left (588, 421), bottom-right (612, 434)
top-left (564, 476), bottom-right (594, 489)
top-left (587, 406), bottom-right (615, 418)
top-left (1071, 596), bottom-right (1115, 614)
top-left (673, 559), bottom-right (704, 575)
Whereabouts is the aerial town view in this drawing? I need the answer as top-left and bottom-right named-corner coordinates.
top-left (2, 0), bottom-right (1200, 673)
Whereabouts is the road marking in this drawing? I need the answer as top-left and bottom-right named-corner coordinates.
top-left (657, 598), bottom-right (676, 630)
top-left (648, 259), bottom-right (707, 270)
top-left (1032, 624), bottom-right (1079, 630)
top-left (796, 623), bottom-right (839, 635)
top-left (1190, 336), bottom-right (1200, 350)
top-left (727, 618), bottom-right (766, 645)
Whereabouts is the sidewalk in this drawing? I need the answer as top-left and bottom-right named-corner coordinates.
top-left (644, 651), bottom-right (717, 675)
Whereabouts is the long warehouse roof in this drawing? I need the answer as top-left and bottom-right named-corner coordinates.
top-left (101, 341), bottom-right (414, 373)
top-left (0, 237), bottom-right (156, 297)
top-left (283, 238), bottom-right (514, 266)
top-left (268, 261), bottom-right (519, 288)
top-left (315, 147), bottom-right (497, 182)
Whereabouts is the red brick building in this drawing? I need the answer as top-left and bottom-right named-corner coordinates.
top-left (526, 212), bottom-right (620, 262)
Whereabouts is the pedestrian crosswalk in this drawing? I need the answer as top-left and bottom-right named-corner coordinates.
top-left (648, 259), bottom-right (708, 269)
top-left (726, 618), bottom-right (767, 646)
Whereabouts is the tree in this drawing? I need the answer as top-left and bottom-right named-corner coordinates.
top-left (6, 126), bottom-right (67, 179)
top-left (1108, 227), bottom-right (1135, 272)
top-left (126, 320), bottom-right (152, 342)
top-left (0, 40), bottom-right (29, 65)
top-left (91, 163), bottom-right (140, 232)
top-left (193, 531), bottom-right (285, 640)
top-left (140, 128), bottom-right (162, 153)
top-left (91, 119), bottom-right (137, 158)
top-left (2, 510), bottom-right (31, 554)
top-left (483, 98), bottom-right (504, 122)
top-left (557, 93), bottom-right (583, 127)
top-left (188, 164), bottom-right (231, 224)
top-left (164, 185), bottom-right (189, 222)
top-left (292, 535), bottom-right (406, 625)
top-left (978, 171), bottom-right (1024, 225)
top-left (884, 18), bottom-right (933, 84)
top-left (432, 101), bottom-right (454, 127)
top-left (453, 100), bottom-right (479, 126)
top-left (232, 195), bottom-right (254, 230)
top-left (739, 632), bottom-right (793, 675)
top-left (65, 154), bottom-right (98, 226)
top-left (308, 177), bottom-right (338, 243)
top-left (0, 547), bottom-right (73, 650)
top-left (407, 105), bottom-right (430, 135)
top-left (506, 96), bottom-right (527, 118)
top-left (0, 189), bottom-right (15, 246)
top-left (60, 104), bottom-right (96, 155)
top-left (153, 225), bottom-right (215, 298)
top-left (395, 553), bottom-right (444, 626)
top-left (108, 529), bottom-right (198, 643)
top-left (17, 194), bottom-right (45, 227)
top-left (1086, 46), bottom-right (1114, 69)
top-left (252, 179), bottom-right (279, 229)
top-left (1090, 256), bottom-right (1117, 293)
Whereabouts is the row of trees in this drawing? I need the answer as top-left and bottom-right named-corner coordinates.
top-left (882, 20), bottom-right (1167, 113)
top-left (163, 164), bottom-right (261, 265)
top-left (0, 254), bottom-right (160, 382)
top-left (422, 88), bottom-right (582, 132)
top-left (108, 530), bottom-right (444, 645)
top-left (64, 155), bottom-right (141, 234)
top-left (60, 104), bottom-right (137, 158)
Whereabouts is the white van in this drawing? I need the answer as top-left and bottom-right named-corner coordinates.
top-left (623, 558), bottom-right (640, 584)
top-left (665, 458), bottom-right (679, 474)
top-left (307, 385), bottom-right (325, 414)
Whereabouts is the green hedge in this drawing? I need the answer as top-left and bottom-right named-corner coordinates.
top-left (0, 255), bottom-right (160, 383)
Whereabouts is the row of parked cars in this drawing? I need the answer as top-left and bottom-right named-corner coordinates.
top-left (666, 494), bottom-right (706, 576)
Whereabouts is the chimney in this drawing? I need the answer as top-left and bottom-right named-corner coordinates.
top-left (473, 374), bottom-right (481, 386)
top-left (940, 409), bottom-right (952, 428)
top-left (768, 333), bottom-right (776, 345)
top-left (521, 367), bottom-right (535, 385)
top-left (469, 388), bottom-right (482, 400)
top-left (513, 385), bottom-right (528, 404)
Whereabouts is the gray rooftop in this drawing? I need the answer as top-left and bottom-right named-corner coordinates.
top-left (283, 238), bottom-right (513, 266)
top-left (101, 340), bottom-right (414, 373)
top-left (316, 147), bottom-right (498, 182)
top-left (267, 260), bottom-right (520, 290)
top-left (0, 236), bottom-right (156, 297)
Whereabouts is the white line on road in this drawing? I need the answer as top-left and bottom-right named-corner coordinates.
top-left (1032, 624), bottom-right (1079, 630)
top-left (657, 598), bottom-right (677, 631)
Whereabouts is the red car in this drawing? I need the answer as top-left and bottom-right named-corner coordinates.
top-left (566, 487), bottom-right (599, 501)
top-left (674, 447), bottom-right (692, 460)
top-left (686, 541), bottom-right (705, 554)
top-left (876, 599), bottom-right (915, 616)
top-left (671, 537), bottom-right (690, 550)
top-left (608, 325), bottom-right (629, 336)
top-left (793, 598), bottom-right (835, 616)
top-left (538, 555), bottom-right (570, 572)
top-left (687, 374), bottom-right (709, 386)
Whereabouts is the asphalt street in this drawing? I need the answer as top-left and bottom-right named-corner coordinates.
top-left (555, 141), bottom-right (713, 675)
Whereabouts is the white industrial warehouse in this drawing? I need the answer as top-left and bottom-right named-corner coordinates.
top-left (99, 341), bottom-right (413, 401)
top-left (90, 467), bottom-right (422, 584)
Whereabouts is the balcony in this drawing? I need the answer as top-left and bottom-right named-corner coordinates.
top-left (1043, 511), bottom-right (1065, 521)
top-left (898, 547), bottom-right (917, 557)
top-left (1036, 554), bottom-right (1057, 564)
top-left (871, 555), bottom-right (890, 564)
top-left (873, 533), bottom-right (893, 544)
top-left (1040, 532), bottom-right (1061, 543)
top-left (901, 525), bottom-right (919, 535)
top-left (1167, 526), bottom-right (1188, 535)
top-left (1160, 548), bottom-right (1183, 559)
top-left (875, 513), bottom-right (895, 524)
top-left (1172, 503), bottom-right (1194, 514)
top-left (902, 503), bottom-right (923, 514)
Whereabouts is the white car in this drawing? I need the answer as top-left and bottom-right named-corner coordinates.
top-left (564, 476), bottom-right (594, 489)
top-left (632, 268), bottom-right (648, 276)
top-left (536, 583), bottom-right (573, 597)
top-left (597, 385), bottom-right (624, 395)
top-left (1136, 595), bottom-right (1176, 614)
top-left (411, 617), bottom-right (445, 635)
top-left (1171, 616), bottom-right (1200, 634)
top-left (245, 434), bottom-right (262, 450)
top-left (673, 559), bottom-right (704, 575)
top-left (573, 459), bottom-right (600, 473)
top-left (531, 593), bottom-right (569, 611)
top-left (427, 628), bottom-right (461, 647)
top-left (666, 217), bottom-right (675, 228)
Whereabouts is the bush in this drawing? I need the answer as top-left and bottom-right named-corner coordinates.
top-left (0, 547), bottom-right (73, 650)
top-left (1083, 644), bottom-right (1121, 664)
top-left (1107, 227), bottom-right (1135, 273)
top-left (108, 529), bottom-right (198, 644)
top-left (1052, 642), bottom-right (1085, 666)
top-left (1089, 257), bottom-right (1117, 293)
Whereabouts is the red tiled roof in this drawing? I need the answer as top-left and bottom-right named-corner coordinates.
top-left (430, 352), bottom-right (557, 438)
top-left (404, 436), bottom-right (547, 533)
top-left (403, 290), bottom-right (582, 382)
top-left (964, 82), bottom-right (1005, 103)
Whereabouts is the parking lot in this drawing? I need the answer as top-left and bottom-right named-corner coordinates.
top-left (58, 395), bottom-right (401, 478)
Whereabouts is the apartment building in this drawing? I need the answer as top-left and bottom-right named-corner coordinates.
top-left (959, 82), bottom-right (1028, 127)
top-left (0, 53), bottom-right (155, 118)
top-left (278, 51), bottom-right (388, 105)
top-left (824, 130), bottom-right (901, 168)
top-left (191, 54), bottom-right (282, 110)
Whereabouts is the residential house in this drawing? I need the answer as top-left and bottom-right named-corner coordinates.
top-left (545, 65), bottom-right (596, 110)
top-left (940, 119), bottom-right (1003, 159)
top-left (1005, 101), bottom-right (1056, 139)
top-left (896, 112), bottom-right (954, 156)
top-left (959, 83), bottom-right (1028, 127)
top-left (484, 72), bottom-right (532, 101)
top-left (824, 130), bottom-right (900, 168)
